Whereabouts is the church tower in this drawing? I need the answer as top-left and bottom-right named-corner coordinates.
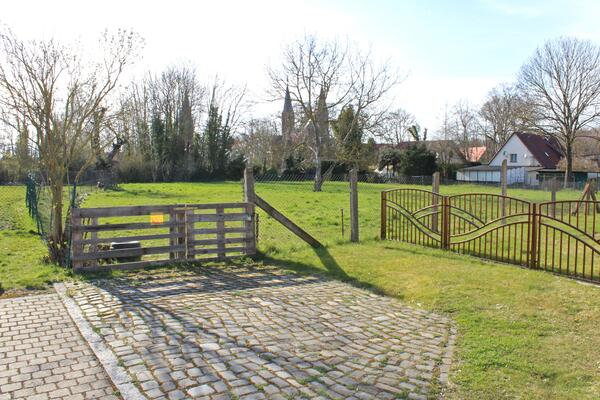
top-left (281, 85), bottom-right (294, 142)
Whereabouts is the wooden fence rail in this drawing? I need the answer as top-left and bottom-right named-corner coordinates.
top-left (71, 203), bottom-right (255, 272)
top-left (382, 188), bottom-right (600, 284)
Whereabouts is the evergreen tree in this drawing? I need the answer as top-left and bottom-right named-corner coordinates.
top-left (398, 144), bottom-right (437, 176)
top-left (332, 106), bottom-right (365, 167)
top-left (178, 92), bottom-right (195, 176)
top-left (150, 113), bottom-right (167, 180)
top-left (204, 103), bottom-right (222, 174)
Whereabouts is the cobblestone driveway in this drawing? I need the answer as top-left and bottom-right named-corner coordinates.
top-left (66, 266), bottom-right (454, 400)
top-left (0, 294), bottom-right (117, 400)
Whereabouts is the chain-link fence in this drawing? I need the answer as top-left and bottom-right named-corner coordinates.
top-left (251, 172), bottom-right (434, 253)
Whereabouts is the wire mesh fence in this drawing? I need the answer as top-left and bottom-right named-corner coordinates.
top-left (251, 172), bottom-right (435, 252)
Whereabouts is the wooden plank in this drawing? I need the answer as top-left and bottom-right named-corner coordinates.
top-left (254, 195), bottom-right (322, 248)
top-left (72, 203), bottom-right (248, 218)
top-left (192, 227), bottom-right (250, 235)
top-left (73, 245), bottom-right (185, 262)
top-left (73, 205), bottom-right (179, 218)
top-left (75, 233), bottom-right (179, 246)
top-left (350, 168), bottom-right (359, 242)
top-left (191, 247), bottom-right (247, 256)
top-left (176, 203), bottom-right (248, 210)
top-left (191, 237), bottom-right (254, 246)
top-left (75, 220), bottom-right (182, 232)
top-left (190, 213), bottom-right (252, 223)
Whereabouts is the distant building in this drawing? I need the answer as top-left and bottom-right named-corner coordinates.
top-left (457, 132), bottom-right (565, 185)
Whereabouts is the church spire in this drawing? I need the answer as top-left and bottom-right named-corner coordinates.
top-left (283, 85), bottom-right (293, 113)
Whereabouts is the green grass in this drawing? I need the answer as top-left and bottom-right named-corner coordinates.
top-left (0, 186), bottom-right (70, 292)
top-left (2, 180), bottom-right (599, 398)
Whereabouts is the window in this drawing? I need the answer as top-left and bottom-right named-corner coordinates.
top-left (510, 153), bottom-right (517, 163)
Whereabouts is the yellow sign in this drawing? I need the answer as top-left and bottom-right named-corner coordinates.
top-left (150, 213), bottom-right (164, 225)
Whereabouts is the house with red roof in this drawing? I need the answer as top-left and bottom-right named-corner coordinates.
top-left (457, 132), bottom-right (565, 185)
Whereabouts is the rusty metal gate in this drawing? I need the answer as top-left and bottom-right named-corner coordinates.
top-left (381, 189), bottom-right (600, 283)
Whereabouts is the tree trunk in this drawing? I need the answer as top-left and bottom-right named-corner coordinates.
top-left (49, 181), bottom-right (66, 264)
top-left (564, 142), bottom-right (574, 188)
top-left (314, 156), bottom-right (323, 192)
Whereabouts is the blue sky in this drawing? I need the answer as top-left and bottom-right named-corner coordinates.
top-left (3, 0), bottom-right (600, 135)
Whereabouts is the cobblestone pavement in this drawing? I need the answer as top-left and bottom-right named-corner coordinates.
top-left (0, 294), bottom-right (118, 400)
top-left (66, 266), bottom-right (454, 400)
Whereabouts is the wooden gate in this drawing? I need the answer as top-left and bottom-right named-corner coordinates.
top-left (71, 203), bottom-right (255, 271)
top-left (382, 189), bottom-right (600, 283)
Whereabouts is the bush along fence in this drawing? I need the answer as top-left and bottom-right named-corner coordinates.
top-left (381, 185), bottom-right (600, 283)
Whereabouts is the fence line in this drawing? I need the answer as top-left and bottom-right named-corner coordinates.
top-left (382, 188), bottom-right (600, 283)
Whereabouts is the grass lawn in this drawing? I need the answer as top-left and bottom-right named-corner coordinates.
top-left (1, 181), bottom-right (599, 398)
top-left (0, 186), bottom-right (70, 292)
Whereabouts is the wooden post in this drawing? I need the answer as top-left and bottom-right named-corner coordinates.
top-left (90, 217), bottom-right (99, 268)
top-left (169, 208), bottom-right (176, 259)
top-left (176, 210), bottom-right (186, 259)
top-left (185, 208), bottom-right (195, 261)
top-left (501, 159), bottom-right (507, 224)
top-left (432, 172), bottom-right (440, 232)
top-left (350, 168), bottom-right (359, 242)
top-left (245, 203), bottom-right (256, 255)
top-left (216, 206), bottom-right (226, 260)
top-left (244, 166), bottom-right (255, 203)
top-left (341, 208), bottom-right (345, 238)
top-left (380, 191), bottom-right (387, 240)
top-left (71, 212), bottom-right (83, 271)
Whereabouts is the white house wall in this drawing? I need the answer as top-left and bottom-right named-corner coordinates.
top-left (457, 168), bottom-right (530, 184)
top-left (489, 135), bottom-right (540, 167)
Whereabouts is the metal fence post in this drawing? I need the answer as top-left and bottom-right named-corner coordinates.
top-left (529, 203), bottom-right (538, 268)
top-left (350, 168), bottom-right (359, 242)
top-left (432, 172), bottom-right (440, 232)
top-left (380, 191), bottom-right (387, 240)
top-left (501, 159), bottom-right (507, 225)
top-left (441, 196), bottom-right (450, 249)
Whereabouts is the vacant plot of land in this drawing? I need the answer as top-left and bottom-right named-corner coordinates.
top-left (2, 181), bottom-right (599, 399)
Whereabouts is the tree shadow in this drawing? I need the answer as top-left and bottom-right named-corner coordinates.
top-left (259, 246), bottom-right (384, 295)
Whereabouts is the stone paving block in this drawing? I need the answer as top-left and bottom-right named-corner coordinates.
top-left (0, 294), bottom-right (117, 400)
top-left (65, 265), bottom-right (454, 399)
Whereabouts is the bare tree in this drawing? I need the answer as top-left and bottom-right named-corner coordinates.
top-left (449, 100), bottom-right (481, 162)
top-left (479, 83), bottom-right (530, 153)
top-left (268, 35), bottom-right (399, 190)
top-left (0, 28), bottom-right (141, 263)
top-left (235, 117), bottom-right (281, 171)
top-left (375, 108), bottom-right (414, 146)
top-left (518, 37), bottom-right (600, 185)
